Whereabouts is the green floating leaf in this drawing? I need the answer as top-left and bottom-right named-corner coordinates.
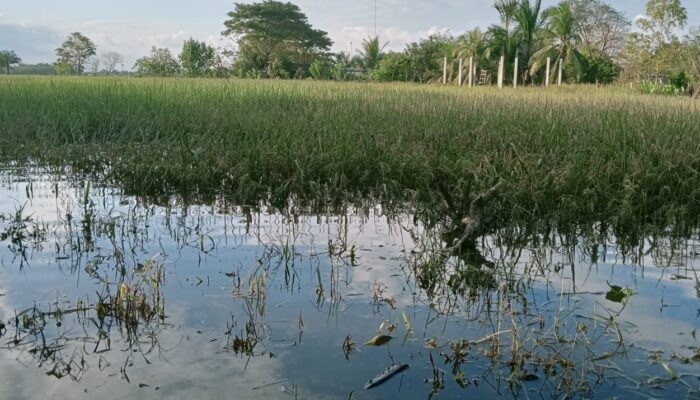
top-left (605, 283), bottom-right (634, 303)
top-left (365, 334), bottom-right (393, 346)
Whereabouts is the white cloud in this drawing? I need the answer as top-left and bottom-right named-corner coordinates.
top-left (332, 25), bottom-right (451, 55)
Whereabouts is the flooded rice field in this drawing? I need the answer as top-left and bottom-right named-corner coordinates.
top-left (0, 166), bottom-right (699, 399)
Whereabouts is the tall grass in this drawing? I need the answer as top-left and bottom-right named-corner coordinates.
top-left (1, 76), bottom-right (699, 239)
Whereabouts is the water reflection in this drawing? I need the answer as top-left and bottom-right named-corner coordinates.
top-left (0, 167), bottom-right (699, 399)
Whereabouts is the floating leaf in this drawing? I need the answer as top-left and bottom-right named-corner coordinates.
top-left (661, 361), bottom-right (678, 380)
top-left (365, 334), bottom-right (393, 346)
top-left (401, 310), bottom-right (412, 332)
top-left (605, 283), bottom-right (634, 303)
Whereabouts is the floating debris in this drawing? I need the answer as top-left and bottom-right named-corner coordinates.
top-left (364, 334), bottom-right (393, 346)
top-left (364, 364), bottom-right (409, 390)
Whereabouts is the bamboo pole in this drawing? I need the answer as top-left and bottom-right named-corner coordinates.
top-left (513, 57), bottom-right (518, 89)
top-left (458, 58), bottom-right (463, 86)
top-left (545, 57), bottom-right (551, 87)
top-left (442, 57), bottom-right (447, 85)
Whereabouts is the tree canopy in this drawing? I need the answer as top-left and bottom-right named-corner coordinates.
top-left (0, 50), bottom-right (21, 74)
top-left (134, 47), bottom-right (181, 77)
top-left (55, 32), bottom-right (97, 76)
top-left (223, 0), bottom-right (332, 78)
top-left (180, 39), bottom-right (216, 77)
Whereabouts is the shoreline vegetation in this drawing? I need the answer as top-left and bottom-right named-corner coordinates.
top-left (1, 76), bottom-right (699, 244)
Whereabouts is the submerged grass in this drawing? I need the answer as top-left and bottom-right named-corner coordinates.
top-left (1, 76), bottom-right (699, 240)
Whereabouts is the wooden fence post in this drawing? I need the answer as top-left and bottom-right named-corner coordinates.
top-left (468, 57), bottom-right (473, 87)
top-left (442, 57), bottom-right (447, 85)
top-left (497, 55), bottom-right (504, 89)
top-left (458, 58), bottom-right (463, 86)
top-left (557, 58), bottom-right (563, 86)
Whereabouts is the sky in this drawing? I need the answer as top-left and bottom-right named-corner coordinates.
top-left (1, 0), bottom-right (699, 69)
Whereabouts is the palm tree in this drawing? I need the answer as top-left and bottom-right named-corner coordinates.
top-left (456, 28), bottom-right (493, 81)
top-left (514, 0), bottom-right (543, 84)
top-left (529, 2), bottom-right (584, 83)
top-left (359, 36), bottom-right (388, 71)
top-left (488, 0), bottom-right (520, 83)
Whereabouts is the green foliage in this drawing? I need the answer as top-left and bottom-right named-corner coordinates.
top-left (670, 71), bottom-right (690, 90)
top-left (55, 32), bottom-right (97, 76)
top-left (372, 53), bottom-right (412, 82)
top-left (179, 39), bottom-right (216, 77)
top-left (309, 59), bottom-right (333, 80)
top-left (580, 54), bottom-right (618, 84)
top-left (134, 47), bottom-right (181, 77)
top-left (0, 50), bottom-right (21, 75)
top-left (223, 1), bottom-right (332, 78)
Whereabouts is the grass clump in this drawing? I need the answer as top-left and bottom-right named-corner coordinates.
top-left (0, 76), bottom-right (699, 239)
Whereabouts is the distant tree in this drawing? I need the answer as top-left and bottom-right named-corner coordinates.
top-left (0, 50), bottom-right (22, 74)
top-left (223, 1), bottom-right (332, 78)
top-left (56, 32), bottom-right (97, 76)
top-left (89, 57), bottom-right (100, 74)
top-left (619, 0), bottom-right (687, 81)
top-left (102, 52), bottom-right (124, 74)
top-left (530, 2), bottom-right (585, 83)
top-left (514, 0), bottom-right (544, 83)
top-left (358, 36), bottom-right (388, 71)
top-left (568, 0), bottom-right (629, 57)
top-left (179, 39), bottom-right (216, 77)
top-left (637, 0), bottom-right (687, 45)
top-left (402, 33), bottom-right (456, 83)
top-left (488, 0), bottom-right (520, 82)
top-left (134, 47), bottom-right (180, 77)
top-left (11, 63), bottom-right (54, 75)
top-left (681, 28), bottom-right (700, 86)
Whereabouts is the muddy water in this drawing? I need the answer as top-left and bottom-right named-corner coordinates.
top-left (0, 167), bottom-right (698, 399)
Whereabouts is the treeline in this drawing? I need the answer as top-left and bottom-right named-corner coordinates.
top-left (1, 0), bottom-right (698, 90)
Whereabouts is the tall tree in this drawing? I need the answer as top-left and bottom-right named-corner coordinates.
top-left (55, 32), bottom-right (97, 76)
top-left (638, 0), bottom-right (687, 45)
top-left (515, 0), bottom-right (544, 83)
top-left (619, 0), bottom-right (687, 80)
top-left (223, 1), bottom-right (332, 78)
top-left (0, 50), bottom-right (21, 74)
top-left (102, 52), bottom-right (124, 74)
top-left (180, 39), bottom-right (216, 77)
top-left (134, 47), bottom-right (181, 77)
top-left (530, 2), bottom-right (584, 82)
top-left (568, 0), bottom-right (630, 57)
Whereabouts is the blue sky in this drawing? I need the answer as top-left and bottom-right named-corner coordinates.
top-left (1, 0), bottom-right (698, 68)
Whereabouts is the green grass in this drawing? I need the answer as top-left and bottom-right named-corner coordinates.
top-left (1, 76), bottom-right (699, 240)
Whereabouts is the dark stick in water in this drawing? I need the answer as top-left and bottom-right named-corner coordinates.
top-left (364, 364), bottom-right (410, 390)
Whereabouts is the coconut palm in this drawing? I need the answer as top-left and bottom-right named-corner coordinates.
top-left (514, 0), bottom-right (544, 84)
top-left (488, 0), bottom-right (520, 83)
top-left (359, 36), bottom-right (388, 71)
top-left (529, 2), bottom-right (585, 83)
top-left (455, 28), bottom-right (494, 81)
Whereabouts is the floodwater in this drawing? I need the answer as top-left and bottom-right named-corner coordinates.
top-left (0, 167), bottom-right (699, 399)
